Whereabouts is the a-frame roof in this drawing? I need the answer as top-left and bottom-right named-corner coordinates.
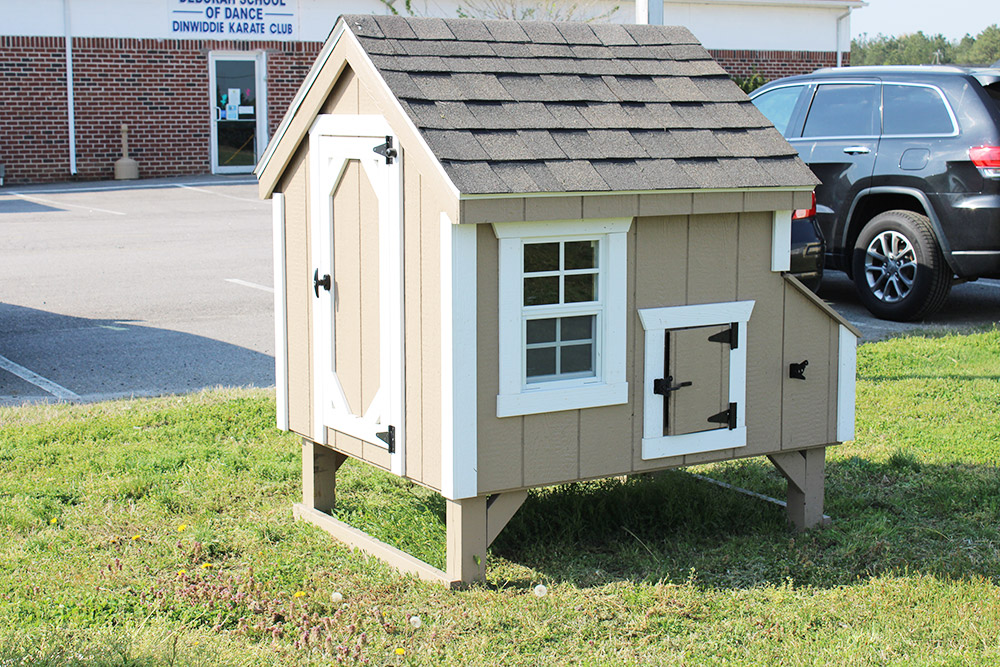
top-left (259, 15), bottom-right (818, 197)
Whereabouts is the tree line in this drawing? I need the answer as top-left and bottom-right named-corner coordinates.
top-left (852, 25), bottom-right (1000, 66)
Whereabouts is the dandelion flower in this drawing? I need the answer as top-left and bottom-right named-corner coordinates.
top-left (409, 615), bottom-right (422, 629)
top-left (294, 591), bottom-right (306, 598)
top-left (50, 518), bottom-right (57, 525)
top-left (331, 591), bottom-right (343, 603)
top-left (394, 648), bottom-right (405, 656)
top-left (131, 535), bottom-right (141, 541)
top-left (177, 569), bottom-right (187, 576)
top-left (533, 584), bottom-right (548, 598)
top-left (201, 563), bottom-right (213, 569)
top-left (177, 524), bottom-right (188, 532)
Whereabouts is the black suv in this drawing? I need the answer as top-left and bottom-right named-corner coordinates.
top-left (751, 66), bottom-right (1000, 321)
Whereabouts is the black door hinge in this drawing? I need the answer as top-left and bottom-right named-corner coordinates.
top-left (707, 402), bottom-right (737, 430)
top-left (708, 323), bottom-right (739, 349)
top-left (373, 136), bottom-right (397, 164)
top-left (376, 425), bottom-right (395, 453)
top-left (789, 360), bottom-right (809, 380)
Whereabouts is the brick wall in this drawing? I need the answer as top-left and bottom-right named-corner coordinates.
top-left (0, 36), bottom-right (321, 185)
top-left (711, 48), bottom-right (849, 81)
top-left (0, 37), bottom-right (843, 185)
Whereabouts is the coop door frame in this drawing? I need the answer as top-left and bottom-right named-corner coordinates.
top-left (309, 114), bottom-right (405, 476)
top-left (639, 301), bottom-right (755, 460)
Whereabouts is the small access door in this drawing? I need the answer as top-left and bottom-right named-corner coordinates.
top-left (639, 302), bottom-right (754, 460)
top-left (309, 115), bottom-right (405, 475)
top-left (209, 52), bottom-right (267, 174)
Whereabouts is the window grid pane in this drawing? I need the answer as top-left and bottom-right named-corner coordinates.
top-left (525, 315), bottom-right (596, 383)
top-left (523, 240), bottom-right (600, 307)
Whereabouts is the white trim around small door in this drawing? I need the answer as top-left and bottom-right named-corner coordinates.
top-left (639, 300), bottom-right (755, 460)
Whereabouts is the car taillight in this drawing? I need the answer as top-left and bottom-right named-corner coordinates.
top-left (792, 192), bottom-right (816, 220)
top-left (970, 145), bottom-right (1000, 178)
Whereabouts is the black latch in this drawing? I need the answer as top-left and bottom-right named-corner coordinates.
top-left (313, 268), bottom-right (331, 298)
top-left (373, 136), bottom-right (397, 164)
top-left (708, 323), bottom-right (739, 349)
top-left (376, 425), bottom-right (395, 453)
top-left (707, 402), bottom-right (737, 430)
top-left (653, 376), bottom-right (693, 395)
top-left (789, 360), bottom-right (809, 380)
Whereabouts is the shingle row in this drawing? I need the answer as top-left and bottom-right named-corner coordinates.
top-left (342, 15), bottom-right (817, 194)
top-left (444, 157), bottom-right (811, 194)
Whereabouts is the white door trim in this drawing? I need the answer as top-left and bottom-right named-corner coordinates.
top-left (638, 300), bottom-right (755, 460)
top-left (309, 114), bottom-right (405, 476)
top-left (209, 51), bottom-right (268, 175)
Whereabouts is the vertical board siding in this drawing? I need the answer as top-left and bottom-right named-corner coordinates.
top-left (781, 282), bottom-right (835, 450)
top-left (404, 163), bottom-right (425, 483)
top-left (333, 161), bottom-right (364, 416)
top-left (278, 144), bottom-right (313, 439)
top-left (359, 167), bottom-right (381, 416)
top-left (476, 206), bottom-right (843, 496)
top-left (420, 175), bottom-right (444, 492)
top-left (737, 212), bottom-right (785, 457)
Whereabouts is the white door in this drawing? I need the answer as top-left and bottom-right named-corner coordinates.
top-left (209, 52), bottom-right (267, 174)
top-left (309, 115), bottom-right (405, 475)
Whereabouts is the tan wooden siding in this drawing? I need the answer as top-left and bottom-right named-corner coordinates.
top-left (276, 144), bottom-right (313, 440)
top-left (475, 208), bottom-right (844, 495)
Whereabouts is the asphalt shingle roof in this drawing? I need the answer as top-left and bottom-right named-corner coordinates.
top-left (342, 14), bottom-right (816, 195)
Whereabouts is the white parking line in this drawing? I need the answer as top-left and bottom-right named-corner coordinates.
top-left (9, 192), bottom-right (127, 216)
top-left (0, 354), bottom-right (80, 400)
top-left (225, 278), bottom-right (274, 293)
top-left (177, 183), bottom-right (264, 203)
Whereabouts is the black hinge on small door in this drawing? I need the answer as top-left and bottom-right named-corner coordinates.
top-left (373, 136), bottom-right (397, 164)
top-left (707, 402), bottom-right (737, 430)
top-left (708, 323), bottom-right (739, 349)
top-left (376, 425), bottom-right (396, 453)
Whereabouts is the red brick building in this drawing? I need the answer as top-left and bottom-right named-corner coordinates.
top-left (1, 0), bottom-right (862, 185)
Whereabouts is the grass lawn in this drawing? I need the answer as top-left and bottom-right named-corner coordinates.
top-left (1, 329), bottom-right (999, 665)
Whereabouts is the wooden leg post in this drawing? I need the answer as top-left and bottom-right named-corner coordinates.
top-left (302, 438), bottom-right (347, 513)
top-left (768, 447), bottom-right (827, 531)
top-left (446, 497), bottom-right (488, 586)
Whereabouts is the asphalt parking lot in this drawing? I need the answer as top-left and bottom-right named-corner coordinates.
top-left (0, 176), bottom-right (274, 405)
top-left (1, 177), bottom-right (998, 405)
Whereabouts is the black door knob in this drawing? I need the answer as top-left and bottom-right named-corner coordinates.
top-left (313, 269), bottom-right (331, 298)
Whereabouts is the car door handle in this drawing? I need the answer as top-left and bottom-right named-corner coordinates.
top-left (843, 146), bottom-right (872, 155)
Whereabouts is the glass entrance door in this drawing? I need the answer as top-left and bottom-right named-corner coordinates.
top-left (210, 53), bottom-right (266, 174)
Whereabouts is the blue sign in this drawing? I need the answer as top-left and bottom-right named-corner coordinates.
top-left (171, 0), bottom-right (296, 38)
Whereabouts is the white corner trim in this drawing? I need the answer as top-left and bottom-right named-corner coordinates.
top-left (639, 301), bottom-right (755, 461)
top-left (308, 131), bottom-right (328, 446)
top-left (272, 193), bottom-right (289, 432)
top-left (837, 325), bottom-right (857, 442)
top-left (772, 210), bottom-right (792, 273)
top-left (441, 214), bottom-right (478, 500)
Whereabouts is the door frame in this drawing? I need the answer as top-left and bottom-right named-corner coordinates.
top-left (638, 300), bottom-right (755, 460)
top-left (208, 51), bottom-right (268, 174)
top-left (308, 114), bottom-right (405, 476)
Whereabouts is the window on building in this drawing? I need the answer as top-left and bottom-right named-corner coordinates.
top-left (494, 219), bottom-right (631, 418)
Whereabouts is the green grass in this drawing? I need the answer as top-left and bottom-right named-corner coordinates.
top-left (1, 329), bottom-right (1000, 665)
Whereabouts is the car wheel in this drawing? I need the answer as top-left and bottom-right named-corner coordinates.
top-left (851, 210), bottom-right (951, 321)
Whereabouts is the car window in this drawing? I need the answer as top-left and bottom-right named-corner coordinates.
top-left (986, 83), bottom-right (1000, 111)
top-left (802, 83), bottom-right (879, 138)
top-left (750, 85), bottom-right (804, 136)
top-left (883, 84), bottom-right (955, 135)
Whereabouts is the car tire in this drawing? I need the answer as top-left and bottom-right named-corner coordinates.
top-left (851, 210), bottom-right (951, 321)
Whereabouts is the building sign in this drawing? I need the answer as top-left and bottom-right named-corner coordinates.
top-left (171, 0), bottom-right (296, 38)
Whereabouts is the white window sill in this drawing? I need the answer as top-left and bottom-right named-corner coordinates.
top-left (497, 381), bottom-right (627, 418)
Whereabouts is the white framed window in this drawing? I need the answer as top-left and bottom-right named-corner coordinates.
top-left (493, 218), bottom-right (632, 418)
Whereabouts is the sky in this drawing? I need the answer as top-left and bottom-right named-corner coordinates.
top-left (850, 0), bottom-right (999, 41)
